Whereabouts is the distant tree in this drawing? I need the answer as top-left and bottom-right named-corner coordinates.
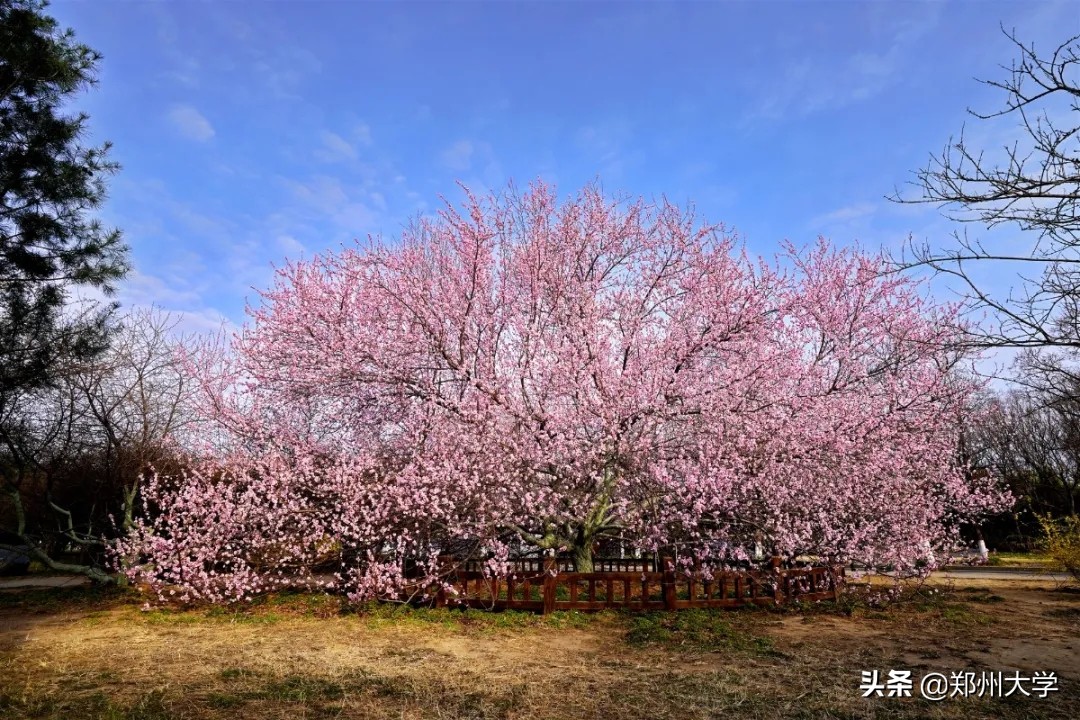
top-left (71, 308), bottom-right (197, 535)
top-left (981, 388), bottom-right (1080, 518)
top-left (0, 309), bottom-right (194, 581)
top-left (0, 0), bottom-right (127, 398)
top-left (891, 27), bottom-right (1080, 361)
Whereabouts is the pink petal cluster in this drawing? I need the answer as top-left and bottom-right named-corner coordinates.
top-left (115, 181), bottom-right (1012, 602)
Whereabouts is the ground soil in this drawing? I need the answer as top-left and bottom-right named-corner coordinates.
top-left (0, 577), bottom-right (1077, 719)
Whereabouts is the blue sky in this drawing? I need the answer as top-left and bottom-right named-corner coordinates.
top-left (49, 0), bottom-right (1080, 347)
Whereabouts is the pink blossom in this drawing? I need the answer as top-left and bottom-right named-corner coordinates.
top-left (115, 181), bottom-right (1012, 602)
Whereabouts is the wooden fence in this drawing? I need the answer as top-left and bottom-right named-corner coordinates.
top-left (429, 556), bottom-right (843, 614)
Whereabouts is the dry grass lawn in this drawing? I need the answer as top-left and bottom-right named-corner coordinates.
top-left (0, 577), bottom-right (1077, 719)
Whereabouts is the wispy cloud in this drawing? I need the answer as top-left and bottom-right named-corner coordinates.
top-left (280, 175), bottom-right (383, 238)
top-left (121, 270), bottom-right (204, 308)
top-left (315, 131), bottom-right (358, 163)
top-left (276, 234), bottom-right (307, 259)
top-left (177, 308), bottom-right (237, 336)
top-left (438, 140), bottom-right (504, 196)
top-left (745, 6), bottom-right (941, 123)
top-left (167, 104), bottom-right (215, 141)
top-left (810, 203), bottom-right (877, 228)
top-left (149, 3), bottom-right (200, 88)
top-left (574, 120), bottom-right (637, 182)
top-left (353, 123), bottom-right (373, 147)
top-left (224, 15), bottom-right (322, 100)
top-left (440, 140), bottom-right (475, 171)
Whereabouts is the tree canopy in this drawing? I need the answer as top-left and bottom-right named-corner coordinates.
top-left (119, 182), bottom-right (1011, 603)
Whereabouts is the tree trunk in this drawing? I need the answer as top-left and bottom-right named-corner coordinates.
top-left (7, 487), bottom-right (116, 585)
top-left (573, 541), bottom-right (594, 574)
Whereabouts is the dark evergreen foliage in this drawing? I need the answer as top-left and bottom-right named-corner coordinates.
top-left (0, 0), bottom-right (127, 397)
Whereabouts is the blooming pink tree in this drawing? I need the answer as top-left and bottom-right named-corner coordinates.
top-left (118, 181), bottom-right (1011, 602)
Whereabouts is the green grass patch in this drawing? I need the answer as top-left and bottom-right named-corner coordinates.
top-left (0, 688), bottom-right (172, 720)
top-left (206, 593), bottom-right (625, 632)
top-left (624, 609), bottom-right (778, 655)
top-left (939, 604), bottom-right (996, 626)
top-left (252, 674), bottom-right (345, 702)
top-left (353, 600), bottom-right (600, 632)
top-left (963, 590), bottom-right (1006, 603)
top-left (986, 551), bottom-right (1056, 567)
top-left (219, 666), bottom-right (259, 681)
top-left (204, 691), bottom-right (244, 709)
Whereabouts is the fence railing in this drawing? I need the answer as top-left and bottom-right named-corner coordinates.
top-left (460, 556), bottom-right (657, 575)
top-left (429, 556), bottom-right (843, 614)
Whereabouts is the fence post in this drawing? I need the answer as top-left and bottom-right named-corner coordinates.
top-left (662, 556), bottom-right (677, 611)
top-left (542, 556), bottom-right (557, 615)
top-left (832, 565), bottom-right (844, 602)
top-left (435, 554), bottom-right (454, 609)
top-left (771, 556), bottom-right (784, 604)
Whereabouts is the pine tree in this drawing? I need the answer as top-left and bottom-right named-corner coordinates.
top-left (0, 0), bottom-right (128, 398)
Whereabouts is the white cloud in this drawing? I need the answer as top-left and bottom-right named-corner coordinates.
top-left (72, 266), bottom-right (237, 339)
top-left (281, 175), bottom-right (382, 236)
top-left (285, 175), bottom-right (347, 207)
top-left (574, 120), bottom-right (636, 182)
top-left (276, 234), bottom-right (307, 259)
top-left (120, 270), bottom-right (203, 308)
top-left (744, 5), bottom-right (940, 123)
top-left (354, 123), bottom-right (373, 146)
top-left (440, 140), bottom-right (475, 171)
top-left (810, 203), bottom-right (877, 227)
top-left (225, 16), bottom-right (323, 100)
top-left (167, 307), bottom-right (237, 337)
top-left (150, 3), bottom-right (200, 88)
top-left (315, 131), bottom-right (357, 162)
top-left (167, 104), bottom-right (215, 142)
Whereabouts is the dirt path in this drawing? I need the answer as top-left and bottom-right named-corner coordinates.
top-left (766, 583), bottom-right (1080, 676)
top-left (938, 567), bottom-right (1073, 582)
top-left (0, 575), bottom-right (92, 590)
